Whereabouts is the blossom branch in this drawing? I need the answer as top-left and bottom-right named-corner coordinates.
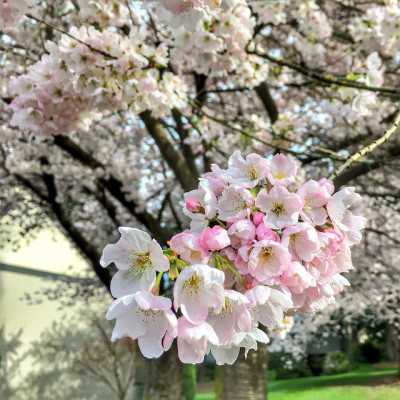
top-left (140, 110), bottom-right (199, 192)
top-left (52, 134), bottom-right (173, 244)
top-left (250, 48), bottom-right (400, 97)
top-left (254, 82), bottom-right (279, 123)
top-left (26, 13), bottom-right (117, 59)
top-left (329, 110), bottom-right (400, 181)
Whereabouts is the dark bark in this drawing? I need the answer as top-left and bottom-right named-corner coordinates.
top-left (254, 82), bottom-right (279, 124)
top-left (141, 110), bottom-right (198, 192)
top-left (194, 73), bottom-right (207, 107)
top-left (38, 158), bottom-right (112, 289)
top-left (171, 108), bottom-right (199, 179)
top-left (53, 134), bottom-right (173, 245)
top-left (216, 345), bottom-right (268, 400)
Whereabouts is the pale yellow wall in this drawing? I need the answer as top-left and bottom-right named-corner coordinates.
top-left (0, 224), bottom-right (91, 348)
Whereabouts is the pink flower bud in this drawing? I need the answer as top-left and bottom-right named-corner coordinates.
top-left (318, 178), bottom-right (334, 195)
top-left (199, 226), bottom-right (230, 252)
top-left (256, 223), bottom-right (280, 242)
top-left (186, 198), bottom-right (202, 213)
top-left (253, 212), bottom-right (264, 226)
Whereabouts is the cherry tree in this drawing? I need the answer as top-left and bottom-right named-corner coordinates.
top-left (2, 1), bottom-right (400, 399)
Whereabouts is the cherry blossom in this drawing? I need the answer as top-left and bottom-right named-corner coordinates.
top-left (169, 231), bottom-right (210, 264)
top-left (0, 0), bottom-right (34, 30)
top-left (173, 264), bottom-right (225, 324)
top-left (281, 222), bottom-right (320, 262)
top-left (245, 286), bottom-right (293, 330)
top-left (100, 227), bottom-right (169, 297)
top-left (176, 317), bottom-right (219, 364)
top-left (217, 185), bottom-right (254, 221)
top-left (223, 150), bottom-right (270, 188)
top-left (248, 240), bottom-right (291, 282)
top-left (256, 186), bottom-right (303, 229)
top-left (106, 291), bottom-right (177, 358)
top-left (327, 187), bottom-right (367, 245)
top-left (199, 226), bottom-right (231, 251)
top-left (267, 153), bottom-right (298, 187)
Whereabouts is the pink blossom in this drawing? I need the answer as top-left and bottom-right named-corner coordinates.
top-left (199, 226), bottom-right (231, 251)
top-left (107, 291), bottom-right (177, 358)
top-left (281, 261), bottom-right (316, 294)
top-left (253, 211), bottom-right (264, 226)
top-left (183, 179), bottom-right (218, 223)
top-left (207, 290), bottom-right (252, 345)
top-left (327, 187), bottom-right (367, 245)
top-left (245, 286), bottom-right (293, 329)
top-left (256, 223), bottom-right (280, 241)
top-left (177, 318), bottom-right (219, 364)
top-left (217, 184), bottom-right (254, 221)
top-left (256, 186), bottom-right (303, 229)
top-left (296, 179), bottom-right (332, 225)
top-left (333, 242), bottom-right (354, 273)
top-left (173, 264), bottom-right (225, 324)
top-left (169, 232), bottom-right (210, 264)
top-left (100, 227), bottom-right (169, 298)
top-left (267, 153), bottom-right (297, 187)
top-left (318, 178), bottom-right (335, 195)
top-left (281, 222), bottom-right (320, 262)
top-left (208, 326), bottom-right (269, 365)
top-left (227, 219), bottom-right (256, 248)
top-left (205, 164), bottom-right (229, 196)
top-left (223, 150), bottom-right (270, 188)
top-left (307, 255), bottom-right (338, 281)
top-left (248, 240), bottom-right (291, 281)
top-left (235, 243), bottom-right (253, 275)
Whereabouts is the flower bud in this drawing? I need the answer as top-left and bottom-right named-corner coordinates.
top-left (186, 198), bottom-right (202, 213)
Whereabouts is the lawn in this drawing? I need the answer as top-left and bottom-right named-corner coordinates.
top-left (196, 364), bottom-right (400, 400)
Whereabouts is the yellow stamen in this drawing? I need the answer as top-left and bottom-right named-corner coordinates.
top-left (275, 169), bottom-right (286, 180)
top-left (271, 201), bottom-right (286, 216)
top-left (129, 252), bottom-right (151, 275)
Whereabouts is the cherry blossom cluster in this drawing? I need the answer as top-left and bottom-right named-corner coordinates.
top-left (0, 0), bottom-right (34, 31)
top-left (142, 0), bottom-right (238, 31)
top-left (76, 0), bottom-right (133, 27)
top-left (169, 1), bottom-right (267, 86)
top-left (9, 25), bottom-right (187, 136)
top-left (350, 0), bottom-right (400, 55)
top-left (101, 151), bottom-right (366, 364)
top-left (320, 52), bottom-right (385, 124)
top-left (251, 0), bottom-right (289, 26)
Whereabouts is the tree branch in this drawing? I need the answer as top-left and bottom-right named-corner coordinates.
top-left (330, 110), bottom-right (400, 181)
top-left (53, 135), bottom-right (173, 245)
top-left (251, 49), bottom-right (400, 97)
top-left (254, 82), bottom-right (279, 123)
top-left (20, 159), bottom-right (113, 290)
top-left (140, 110), bottom-right (198, 192)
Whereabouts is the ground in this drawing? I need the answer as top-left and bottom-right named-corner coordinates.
top-left (196, 363), bottom-right (400, 400)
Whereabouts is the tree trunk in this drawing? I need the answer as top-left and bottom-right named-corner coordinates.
top-left (215, 344), bottom-right (268, 400)
top-left (143, 343), bottom-right (183, 400)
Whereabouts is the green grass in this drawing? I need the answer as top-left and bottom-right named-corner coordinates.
top-left (196, 365), bottom-right (400, 400)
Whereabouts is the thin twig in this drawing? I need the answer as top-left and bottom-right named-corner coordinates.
top-left (329, 110), bottom-right (400, 180)
top-left (26, 13), bottom-right (117, 59)
top-left (250, 49), bottom-right (400, 97)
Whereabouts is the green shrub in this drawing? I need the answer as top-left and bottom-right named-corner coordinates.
top-left (347, 344), bottom-right (364, 369)
top-left (323, 351), bottom-right (351, 375)
top-left (269, 352), bottom-right (312, 380)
